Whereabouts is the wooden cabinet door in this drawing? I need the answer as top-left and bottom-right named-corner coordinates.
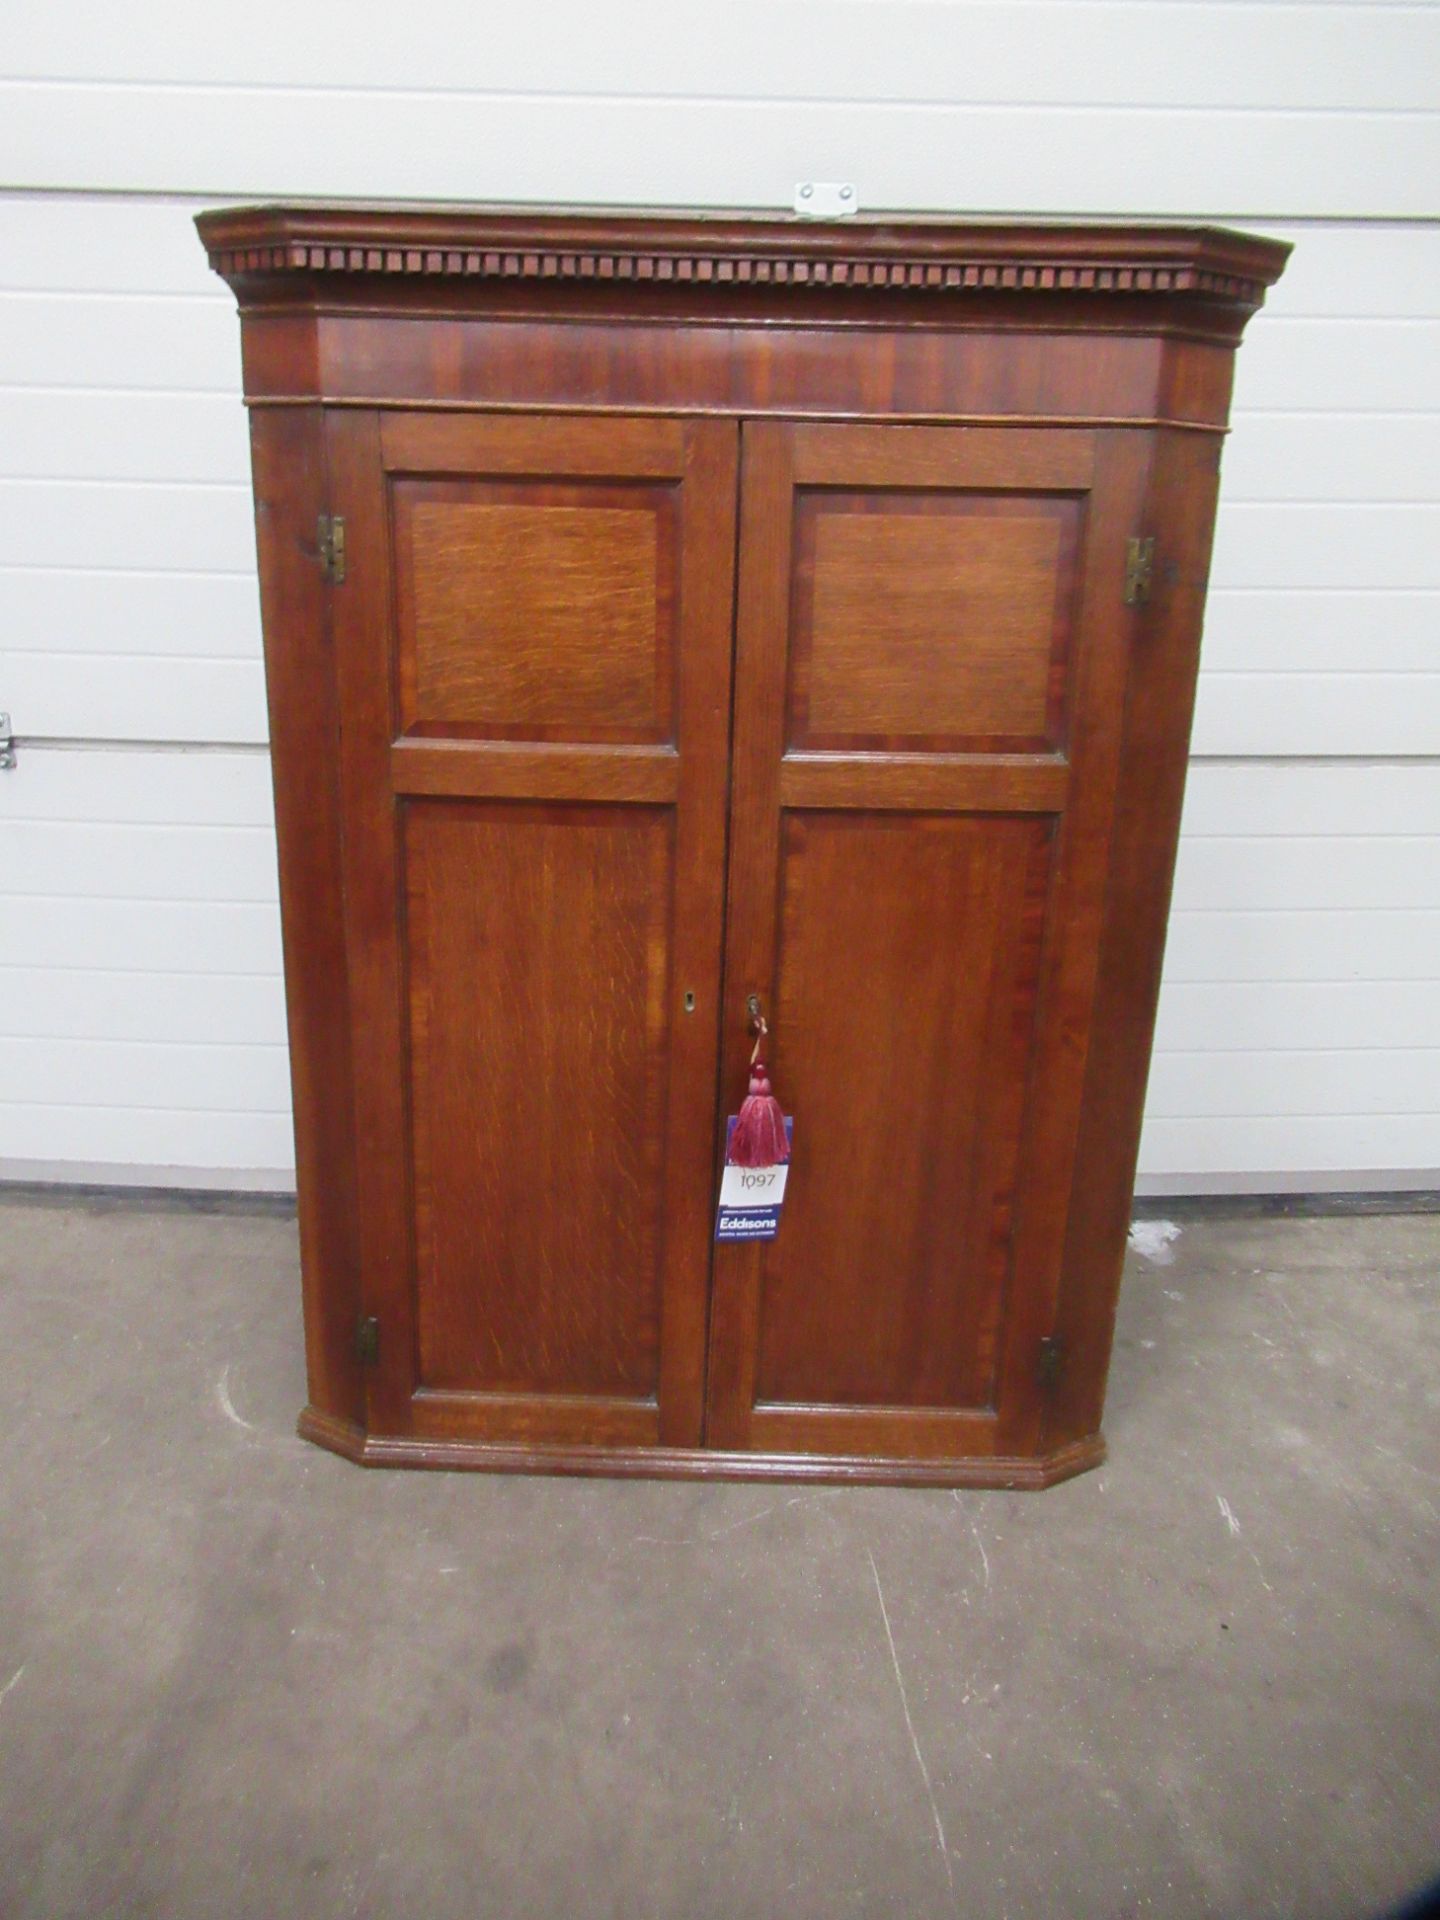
top-left (327, 411), bottom-right (738, 1456)
top-left (706, 422), bottom-right (1148, 1469)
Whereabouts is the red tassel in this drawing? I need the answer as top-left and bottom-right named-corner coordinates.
top-left (727, 1057), bottom-right (790, 1168)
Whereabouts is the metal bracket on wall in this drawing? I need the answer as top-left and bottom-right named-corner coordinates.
top-left (0, 714), bottom-right (15, 771)
top-left (793, 181), bottom-right (858, 218)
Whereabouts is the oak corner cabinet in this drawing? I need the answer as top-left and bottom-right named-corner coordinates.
top-left (199, 203), bottom-right (1287, 1487)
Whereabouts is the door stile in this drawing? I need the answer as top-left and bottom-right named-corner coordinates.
top-left (989, 429), bottom-right (1155, 1457)
top-left (703, 422), bottom-right (796, 1449)
top-left (654, 419), bottom-right (740, 1445)
top-left (325, 407), bottom-right (421, 1435)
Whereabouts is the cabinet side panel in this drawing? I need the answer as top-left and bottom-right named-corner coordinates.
top-left (248, 405), bottom-right (362, 1424)
top-left (1049, 423), bottom-right (1225, 1447)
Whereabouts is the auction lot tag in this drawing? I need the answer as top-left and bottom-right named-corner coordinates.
top-left (715, 1118), bottom-right (793, 1241)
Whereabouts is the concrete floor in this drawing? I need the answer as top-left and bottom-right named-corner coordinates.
top-left (0, 1197), bottom-right (1437, 1920)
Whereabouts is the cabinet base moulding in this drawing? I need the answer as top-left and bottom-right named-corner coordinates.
top-left (296, 1405), bottom-right (1107, 1490)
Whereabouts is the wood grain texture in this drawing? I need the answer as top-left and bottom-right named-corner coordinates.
top-left (298, 1402), bottom-right (1106, 1489)
top-left (703, 421), bottom-right (797, 1452)
top-left (1047, 425), bottom-right (1226, 1450)
top-left (327, 406), bottom-right (738, 1450)
top-left (790, 423), bottom-right (1097, 491)
top-left (255, 313), bottom-right (1220, 426)
top-left (986, 431), bottom-right (1152, 1461)
top-left (707, 419), bottom-right (1121, 1463)
top-left (753, 813), bottom-right (1053, 1412)
top-left (748, 1405), bottom-right (999, 1461)
top-left (777, 753), bottom-right (1068, 814)
top-left (394, 484), bottom-right (675, 740)
top-left (391, 738), bottom-right (680, 804)
top-left (791, 493), bottom-right (1081, 753)
top-left (386, 413), bottom-right (690, 744)
top-left (198, 206), bottom-right (1289, 315)
top-left (325, 407), bottom-right (419, 1439)
top-left (205, 207), bottom-right (1282, 1483)
top-left (380, 409), bottom-right (689, 475)
top-left (406, 803), bottom-right (672, 1397)
top-left (245, 406), bottom-right (362, 1425)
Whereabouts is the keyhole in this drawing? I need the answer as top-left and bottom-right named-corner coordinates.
top-left (683, 990), bottom-right (696, 1014)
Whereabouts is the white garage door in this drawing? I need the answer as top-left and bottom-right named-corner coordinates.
top-left (1, 2), bottom-right (1437, 1194)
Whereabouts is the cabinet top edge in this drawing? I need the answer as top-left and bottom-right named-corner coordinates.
top-left (195, 202), bottom-right (1289, 314)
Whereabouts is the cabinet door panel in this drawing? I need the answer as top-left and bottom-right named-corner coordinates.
top-left (756, 811), bottom-right (1052, 1413)
top-left (708, 421), bottom-right (1146, 1463)
top-left (329, 411), bottom-right (738, 1452)
top-left (791, 491), bottom-right (1081, 753)
top-left (394, 478), bottom-right (678, 740)
top-left (406, 802), bottom-right (673, 1398)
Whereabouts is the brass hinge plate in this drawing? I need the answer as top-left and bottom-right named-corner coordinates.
top-left (318, 513), bottom-right (346, 585)
top-left (1124, 535), bottom-right (1155, 606)
top-left (355, 1315), bottom-right (379, 1365)
top-left (1038, 1335), bottom-right (1064, 1390)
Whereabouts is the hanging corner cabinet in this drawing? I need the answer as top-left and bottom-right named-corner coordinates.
top-left (198, 205), bottom-right (1288, 1487)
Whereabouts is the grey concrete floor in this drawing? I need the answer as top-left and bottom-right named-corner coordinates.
top-left (0, 1196), bottom-right (1437, 1920)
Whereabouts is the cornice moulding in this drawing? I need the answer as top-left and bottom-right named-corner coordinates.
top-left (196, 205), bottom-right (1290, 314)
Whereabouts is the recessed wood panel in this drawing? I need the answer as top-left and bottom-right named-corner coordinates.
top-left (404, 800), bottom-right (673, 1398)
top-left (789, 491), bottom-right (1082, 753)
top-left (392, 479), bottom-right (677, 742)
top-left (754, 811), bottom-right (1054, 1412)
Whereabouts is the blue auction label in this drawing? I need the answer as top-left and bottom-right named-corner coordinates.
top-left (715, 1117), bottom-right (793, 1242)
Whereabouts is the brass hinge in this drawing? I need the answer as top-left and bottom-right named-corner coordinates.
top-left (317, 513), bottom-right (347, 585)
top-left (1038, 1335), bottom-right (1064, 1390)
top-left (355, 1315), bottom-right (379, 1366)
top-left (1123, 535), bottom-right (1155, 607)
